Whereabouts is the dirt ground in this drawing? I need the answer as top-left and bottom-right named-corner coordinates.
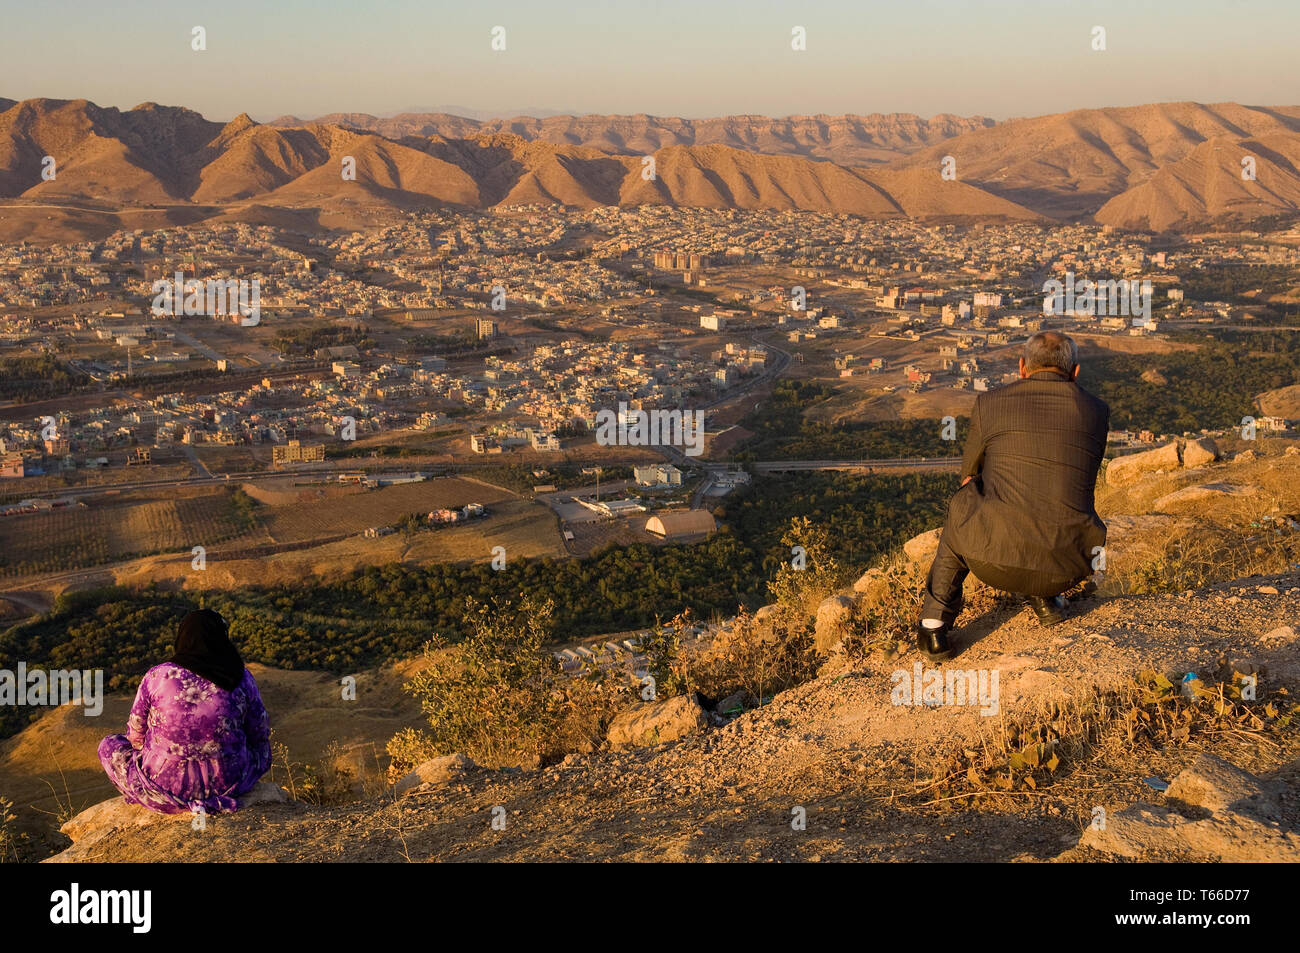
top-left (22, 572), bottom-right (1300, 863)
top-left (10, 448), bottom-right (1300, 863)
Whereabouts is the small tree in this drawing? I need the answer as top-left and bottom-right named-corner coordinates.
top-left (639, 610), bottom-right (693, 700)
top-left (390, 595), bottom-right (582, 770)
top-left (766, 515), bottom-right (848, 627)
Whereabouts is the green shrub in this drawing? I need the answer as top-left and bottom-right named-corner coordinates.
top-left (390, 596), bottom-right (625, 770)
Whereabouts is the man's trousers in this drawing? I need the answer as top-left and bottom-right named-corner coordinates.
top-left (921, 524), bottom-right (1079, 624)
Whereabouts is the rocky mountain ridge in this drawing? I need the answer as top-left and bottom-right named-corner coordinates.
top-left (3, 98), bottom-right (1299, 238)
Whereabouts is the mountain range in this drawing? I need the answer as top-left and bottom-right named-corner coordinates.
top-left (1, 98), bottom-right (1299, 241)
top-left (267, 111), bottom-right (997, 167)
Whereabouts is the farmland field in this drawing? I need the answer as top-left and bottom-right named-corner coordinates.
top-left (253, 476), bottom-right (519, 543)
top-left (111, 496), bottom-right (566, 590)
top-left (396, 498), bottom-right (565, 563)
top-left (0, 487), bottom-right (260, 577)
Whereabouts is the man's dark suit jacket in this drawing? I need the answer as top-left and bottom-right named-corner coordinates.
top-left (946, 369), bottom-right (1110, 582)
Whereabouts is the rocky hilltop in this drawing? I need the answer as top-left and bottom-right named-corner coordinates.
top-left (8, 445), bottom-right (1299, 863)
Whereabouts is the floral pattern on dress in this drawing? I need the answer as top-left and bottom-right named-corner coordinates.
top-left (98, 662), bottom-right (272, 815)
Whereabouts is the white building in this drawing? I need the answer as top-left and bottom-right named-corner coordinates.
top-left (633, 463), bottom-right (683, 487)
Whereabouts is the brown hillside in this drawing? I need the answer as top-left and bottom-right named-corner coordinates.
top-left (8, 449), bottom-right (1300, 863)
top-left (900, 101), bottom-right (1300, 220)
top-left (273, 111), bottom-right (996, 166)
top-left (1096, 133), bottom-right (1300, 230)
top-left (191, 120), bottom-right (331, 203)
top-left (0, 98), bottom-right (219, 202)
top-left (6, 98), bottom-right (1300, 240)
top-left (645, 144), bottom-right (902, 216)
top-left (860, 164), bottom-right (1044, 221)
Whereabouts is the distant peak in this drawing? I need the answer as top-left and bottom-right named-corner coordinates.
top-left (224, 112), bottom-right (257, 133)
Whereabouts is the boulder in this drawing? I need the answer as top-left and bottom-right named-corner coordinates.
top-left (814, 593), bottom-right (858, 654)
top-left (1153, 482), bottom-right (1256, 512)
top-left (59, 798), bottom-right (189, 847)
top-left (902, 528), bottom-right (942, 565)
top-left (852, 568), bottom-right (886, 594)
top-left (851, 568), bottom-right (893, 614)
top-left (1232, 449), bottom-right (1257, 464)
top-left (1076, 758), bottom-right (1296, 861)
top-left (48, 781), bottom-right (291, 863)
top-left (1182, 437), bottom-right (1220, 468)
top-left (1166, 754), bottom-right (1282, 819)
top-left (714, 690), bottom-right (748, 715)
top-left (1078, 802), bottom-right (1184, 859)
top-left (1176, 809), bottom-right (1300, 861)
top-left (1105, 442), bottom-right (1181, 485)
top-left (606, 694), bottom-right (708, 749)
top-left (395, 753), bottom-right (476, 797)
top-left (1079, 801), bottom-right (1300, 861)
top-left (1260, 625), bottom-right (1298, 646)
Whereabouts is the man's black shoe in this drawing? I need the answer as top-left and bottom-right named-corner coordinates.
top-left (916, 622), bottom-right (954, 661)
top-left (1027, 595), bottom-right (1066, 626)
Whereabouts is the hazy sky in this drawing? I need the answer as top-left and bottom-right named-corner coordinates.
top-left (2, 0), bottom-right (1296, 122)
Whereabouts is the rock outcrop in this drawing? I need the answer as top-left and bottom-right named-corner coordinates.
top-left (814, 593), bottom-right (858, 653)
top-left (1182, 437), bottom-right (1220, 468)
top-left (45, 781), bottom-right (290, 863)
top-left (1153, 481), bottom-right (1257, 512)
top-left (1165, 753), bottom-right (1284, 818)
top-left (1107, 438), bottom-right (1222, 486)
top-left (395, 753), bottom-right (476, 797)
top-left (606, 694), bottom-right (708, 749)
top-left (1105, 442), bottom-right (1182, 485)
top-left (1077, 755), bottom-right (1298, 861)
top-left (902, 528), bottom-right (943, 564)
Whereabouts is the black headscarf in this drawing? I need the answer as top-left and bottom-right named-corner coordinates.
top-left (170, 609), bottom-right (245, 691)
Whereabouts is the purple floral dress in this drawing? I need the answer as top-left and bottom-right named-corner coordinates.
top-left (98, 663), bottom-right (272, 815)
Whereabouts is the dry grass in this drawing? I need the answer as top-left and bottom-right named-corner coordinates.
top-left (388, 597), bottom-right (630, 773)
top-left (0, 796), bottom-right (18, 863)
top-left (685, 607), bottom-right (820, 707)
top-left (875, 668), bottom-right (1295, 812)
top-left (1097, 455), bottom-right (1300, 594)
top-left (269, 740), bottom-right (359, 806)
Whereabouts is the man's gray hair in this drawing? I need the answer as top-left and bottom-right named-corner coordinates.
top-left (1024, 331), bottom-right (1078, 374)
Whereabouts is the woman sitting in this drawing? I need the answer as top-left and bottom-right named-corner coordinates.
top-left (98, 608), bottom-right (271, 815)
